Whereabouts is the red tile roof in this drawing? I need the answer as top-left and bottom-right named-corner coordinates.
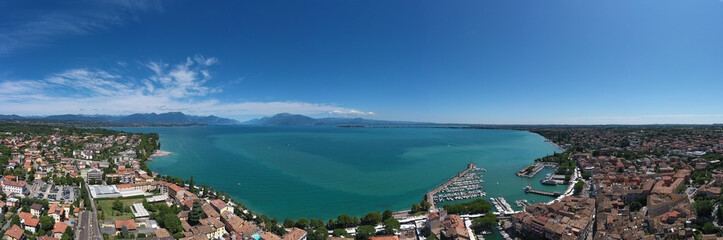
top-left (53, 222), bottom-right (68, 235)
top-left (5, 225), bottom-right (24, 239)
top-left (115, 219), bottom-right (137, 230)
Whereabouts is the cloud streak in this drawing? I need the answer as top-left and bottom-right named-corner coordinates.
top-left (0, 56), bottom-right (373, 118)
top-left (0, 1), bottom-right (163, 56)
top-left (328, 109), bottom-right (376, 117)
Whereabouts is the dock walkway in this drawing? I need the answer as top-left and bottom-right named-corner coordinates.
top-left (526, 189), bottom-right (561, 197)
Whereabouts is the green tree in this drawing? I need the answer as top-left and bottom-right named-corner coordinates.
top-left (308, 227), bottom-right (329, 240)
top-left (112, 200), bottom-right (124, 212)
top-left (10, 215), bottom-right (20, 227)
top-left (283, 218), bottom-right (296, 228)
top-left (701, 222), bottom-right (719, 234)
top-left (310, 218), bottom-right (325, 229)
top-left (382, 210), bottom-right (393, 221)
top-left (472, 214), bottom-right (498, 230)
top-left (427, 234), bottom-right (438, 240)
top-left (355, 225), bottom-right (376, 240)
top-left (420, 200), bottom-right (432, 211)
top-left (120, 226), bottom-right (129, 237)
top-left (361, 212), bottom-right (382, 226)
top-left (189, 176), bottom-right (195, 190)
top-left (332, 229), bottom-right (349, 237)
top-left (65, 226), bottom-right (75, 238)
top-left (327, 218), bottom-right (336, 229)
top-left (337, 215), bottom-right (354, 228)
top-left (189, 200), bottom-right (206, 225)
top-left (383, 218), bottom-right (400, 234)
top-left (40, 215), bottom-right (55, 231)
top-left (421, 227), bottom-right (431, 237)
top-left (411, 204), bottom-right (421, 213)
top-left (629, 202), bottom-right (643, 212)
top-left (574, 181), bottom-right (585, 195)
top-left (693, 200), bottom-right (714, 218)
top-left (443, 199), bottom-right (492, 215)
top-left (295, 218), bottom-right (310, 229)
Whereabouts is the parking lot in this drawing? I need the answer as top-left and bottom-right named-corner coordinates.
top-left (29, 181), bottom-right (79, 202)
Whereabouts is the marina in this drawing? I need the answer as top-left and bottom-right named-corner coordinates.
top-left (427, 163), bottom-right (487, 208)
top-left (490, 197), bottom-right (515, 215)
top-left (514, 199), bottom-right (530, 208)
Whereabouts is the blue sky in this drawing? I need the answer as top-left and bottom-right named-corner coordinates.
top-left (1, 0), bottom-right (722, 124)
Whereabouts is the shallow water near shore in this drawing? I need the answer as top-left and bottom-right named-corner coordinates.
top-left (115, 125), bottom-right (566, 220)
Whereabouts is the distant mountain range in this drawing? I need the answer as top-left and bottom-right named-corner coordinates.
top-left (0, 112), bottom-right (240, 125)
top-left (243, 113), bottom-right (429, 125)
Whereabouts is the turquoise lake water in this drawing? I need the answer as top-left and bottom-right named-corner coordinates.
top-left (115, 125), bottom-right (565, 220)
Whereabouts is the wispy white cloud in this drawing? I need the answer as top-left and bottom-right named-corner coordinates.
top-left (328, 109), bottom-right (376, 117)
top-left (0, 56), bottom-right (374, 118)
top-left (0, 0), bottom-right (162, 56)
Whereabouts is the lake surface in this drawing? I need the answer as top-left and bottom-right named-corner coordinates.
top-left (116, 125), bottom-right (564, 220)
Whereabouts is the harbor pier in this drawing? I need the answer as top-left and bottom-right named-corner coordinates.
top-left (426, 163), bottom-right (486, 210)
top-left (524, 185), bottom-right (561, 197)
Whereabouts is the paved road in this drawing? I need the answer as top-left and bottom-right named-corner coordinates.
top-left (77, 211), bottom-right (90, 240)
top-left (0, 211), bottom-right (13, 231)
top-left (77, 183), bottom-right (102, 240)
top-left (1, 208), bottom-right (21, 231)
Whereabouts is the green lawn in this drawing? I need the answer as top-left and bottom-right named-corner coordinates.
top-left (96, 198), bottom-right (144, 220)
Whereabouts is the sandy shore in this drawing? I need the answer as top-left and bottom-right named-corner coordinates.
top-left (152, 150), bottom-right (174, 157)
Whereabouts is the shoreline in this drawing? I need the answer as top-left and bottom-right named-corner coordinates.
top-left (151, 150), bottom-right (174, 157)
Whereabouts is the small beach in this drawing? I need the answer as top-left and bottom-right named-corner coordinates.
top-left (152, 150), bottom-right (174, 157)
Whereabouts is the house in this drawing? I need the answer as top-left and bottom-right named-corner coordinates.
top-left (202, 204), bottom-right (220, 219)
top-left (48, 204), bottom-right (65, 223)
top-left (4, 225), bottom-right (25, 240)
top-left (24, 218), bottom-right (39, 233)
top-left (698, 185), bottom-right (721, 197)
top-left (30, 203), bottom-right (43, 217)
top-left (370, 236), bottom-right (400, 240)
top-left (6, 197), bottom-right (19, 208)
top-left (18, 212), bottom-right (32, 224)
top-left (260, 232), bottom-right (282, 240)
top-left (426, 212), bottom-right (443, 236)
top-left (155, 228), bottom-right (173, 240)
top-left (282, 228), bottom-right (307, 240)
top-left (114, 219), bottom-right (137, 233)
top-left (210, 199), bottom-right (232, 214)
top-left (199, 217), bottom-right (227, 239)
top-left (52, 222), bottom-right (69, 238)
top-left (441, 214), bottom-right (470, 240)
top-left (81, 168), bottom-right (103, 181)
top-left (2, 180), bottom-right (27, 196)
